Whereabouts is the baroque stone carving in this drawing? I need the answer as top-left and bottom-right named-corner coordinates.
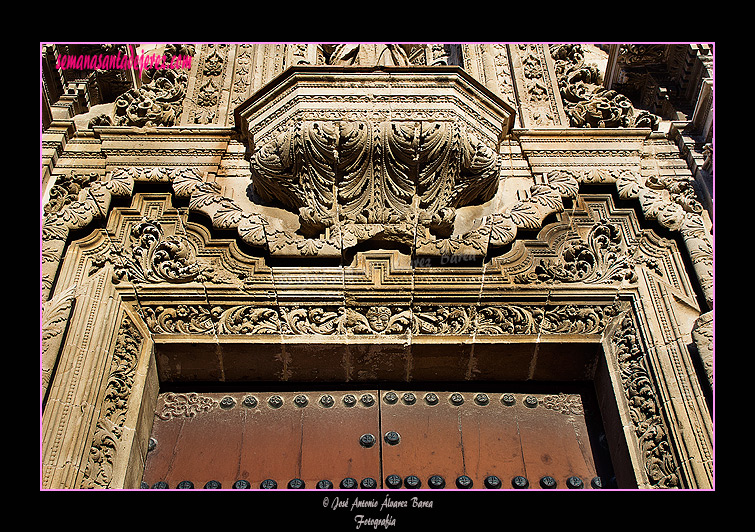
top-left (550, 44), bottom-right (659, 130)
top-left (139, 302), bottom-right (620, 337)
top-left (156, 392), bottom-right (218, 420)
top-left (319, 44), bottom-right (426, 66)
top-left (90, 218), bottom-right (216, 285)
top-left (249, 119), bottom-right (500, 254)
top-left (611, 312), bottom-right (680, 488)
top-left (113, 69), bottom-right (189, 127)
top-left (80, 315), bottom-right (141, 488)
top-left (41, 284), bottom-right (76, 397)
top-left (43, 171), bottom-right (100, 216)
top-left (541, 394), bottom-right (584, 416)
top-left (515, 219), bottom-right (639, 284)
top-left (139, 305), bottom-right (216, 335)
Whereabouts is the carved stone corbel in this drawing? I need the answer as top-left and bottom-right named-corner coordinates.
top-left (248, 118), bottom-right (502, 258)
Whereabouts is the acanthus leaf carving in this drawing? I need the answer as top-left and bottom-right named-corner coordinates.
top-left (80, 315), bottom-right (141, 488)
top-left (91, 218), bottom-right (214, 285)
top-left (515, 219), bottom-right (638, 285)
top-left (611, 312), bottom-right (680, 488)
top-left (249, 119), bottom-right (501, 255)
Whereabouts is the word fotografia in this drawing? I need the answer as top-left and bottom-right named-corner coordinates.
top-left (55, 50), bottom-right (192, 78)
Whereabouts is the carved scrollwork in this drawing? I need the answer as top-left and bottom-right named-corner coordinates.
top-left (611, 312), bottom-right (680, 488)
top-left (156, 392), bottom-right (218, 420)
top-left (412, 306), bottom-right (475, 335)
top-left (139, 302), bottom-right (623, 337)
top-left (515, 219), bottom-right (638, 285)
top-left (81, 315), bottom-right (141, 488)
top-left (139, 305), bottom-right (216, 334)
top-left (345, 306), bottom-right (412, 335)
top-left (541, 393), bottom-right (584, 416)
top-left (539, 304), bottom-right (620, 334)
top-left (91, 218), bottom-right (213, 285)
top-left (280, 306), bottom-right (344, 335)
top-left (215, 306), bottom-right (281, 334)
top-left (44, 171), bottom-right (100, 216)
top-left (475, 305), bottom-right (539, 335)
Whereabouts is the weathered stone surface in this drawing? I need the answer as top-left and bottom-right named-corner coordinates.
top-left (41, 43), bottom-right (714, 491)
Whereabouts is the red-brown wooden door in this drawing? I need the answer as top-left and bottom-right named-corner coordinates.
top-left (142, 388), bottom-right (614, 489)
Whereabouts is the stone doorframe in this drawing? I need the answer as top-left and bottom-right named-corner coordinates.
top-left (41, 181), bottom-right (713, 490)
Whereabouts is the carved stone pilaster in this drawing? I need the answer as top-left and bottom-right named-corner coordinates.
top-left (608, 311), bottom-right (680, 488)
top-left (80, 315), bottom-right (142, 488)
top-left (508, 43), bottom-right (568, 128)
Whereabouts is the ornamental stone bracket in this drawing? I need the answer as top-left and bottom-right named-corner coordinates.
top-left (232, 66), bottom-right (516, 261)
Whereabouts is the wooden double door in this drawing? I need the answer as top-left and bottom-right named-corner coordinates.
top-left (142, 386), bottom-right (615, 489)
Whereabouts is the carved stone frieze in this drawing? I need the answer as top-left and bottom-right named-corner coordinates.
top-left (138, 301), bottom-right (621, 338)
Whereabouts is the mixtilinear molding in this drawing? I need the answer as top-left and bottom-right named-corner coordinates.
top-left (41, 142), bottom-right (713, 311)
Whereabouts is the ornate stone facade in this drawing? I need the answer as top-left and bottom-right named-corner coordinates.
top-left (41, 43), bottom-right (714, 491)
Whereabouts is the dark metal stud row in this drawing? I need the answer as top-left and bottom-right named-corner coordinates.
top-left (214, 392), bottom-right (542, 410)
top-left (142, 475), bottom-right (604, 489)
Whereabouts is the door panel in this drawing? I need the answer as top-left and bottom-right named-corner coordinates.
top-left (380, 391), bottom-right (601, 489)
top-left (143, 388), bottom-right (613, 489)
top-left (143, 390), bottom-right (381, 489)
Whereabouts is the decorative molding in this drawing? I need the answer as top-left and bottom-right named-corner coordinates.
top-left (80, 314), bottom-right (142, 488)
top-left (139, 302), bottom-right (622, 337)
top-left (41, 284), bottom-right (77, 398)
top-left (610, 310), bottom-right (680, 488)
top-left (509, 44), bottom-right (568, 127)
top-left (690, 311), bottom-right (713, 390)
